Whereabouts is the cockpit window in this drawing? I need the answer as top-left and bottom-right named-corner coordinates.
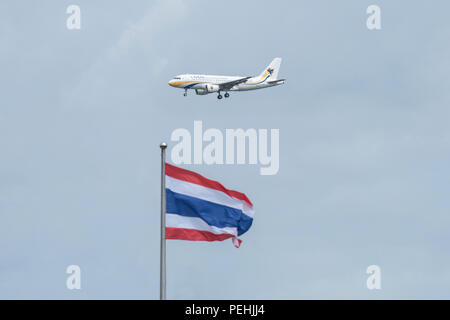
top-left (174, 77), bottom-right (181, 80)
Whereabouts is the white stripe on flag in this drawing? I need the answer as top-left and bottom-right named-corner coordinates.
top-left (166, 176), bottom-right (254, 218)
top-left (166, 213), bottom-right (238, 237)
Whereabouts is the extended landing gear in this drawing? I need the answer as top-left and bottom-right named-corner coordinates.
top-left (183, 89), bottom-right (187, 97)
top-left (218, 91), bottom-right (229, 99)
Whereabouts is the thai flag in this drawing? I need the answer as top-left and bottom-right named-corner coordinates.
top-left (165, 163), bottom-right (254, 248)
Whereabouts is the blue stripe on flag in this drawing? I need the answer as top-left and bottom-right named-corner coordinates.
top-left (166, 189), bottom-right (253, 236)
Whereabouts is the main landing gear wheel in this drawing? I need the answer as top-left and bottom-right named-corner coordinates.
top-left (224, 92), bottom-right (230, 98)
top-left (217, 94), bottom-right (223, 99)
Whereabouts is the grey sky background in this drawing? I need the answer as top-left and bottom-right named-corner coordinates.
top-left (1, 0), bottom-right (450, 299)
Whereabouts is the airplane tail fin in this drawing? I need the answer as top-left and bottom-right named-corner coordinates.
top-left (258, 57), bottom-right (282, 80)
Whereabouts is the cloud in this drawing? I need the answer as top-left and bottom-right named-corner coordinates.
top-left (62, 0), bottom-right (189, 109)
top-left (107, 0), bottom-right (188, 61)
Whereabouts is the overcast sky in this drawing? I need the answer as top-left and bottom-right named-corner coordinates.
top-left (1, 0), bottom-right (450, 299)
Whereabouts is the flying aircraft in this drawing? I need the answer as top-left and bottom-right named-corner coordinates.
top-left (168, 58), bottom-right (285, 99)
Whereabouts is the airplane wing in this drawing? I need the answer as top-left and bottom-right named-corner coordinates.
top-left (218, 76), bottom-right (252, 91)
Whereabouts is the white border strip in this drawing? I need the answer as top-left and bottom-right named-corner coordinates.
top-left (166, 213), bottom-right (238, 236)
top-left (166, 176), bottom-right (255, 218)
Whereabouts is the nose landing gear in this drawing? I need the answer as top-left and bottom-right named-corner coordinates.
top-left (224, 92), bottom-right (230, 98)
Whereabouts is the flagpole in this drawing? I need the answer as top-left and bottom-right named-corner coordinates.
top-left (160, 142), bottom-right (167, 300)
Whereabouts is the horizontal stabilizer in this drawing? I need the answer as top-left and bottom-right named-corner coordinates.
top-left (268, 79), bottom-right (285, 85)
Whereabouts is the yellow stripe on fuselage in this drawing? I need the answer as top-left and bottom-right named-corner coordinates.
top-left (243, 71), bottom-right (270, 85)
top-left (169, 80), bottom-right (208, 87)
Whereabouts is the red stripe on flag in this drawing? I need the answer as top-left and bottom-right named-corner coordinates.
top-left (166, 227), bottom-right (235, 242)
top-left (165, 163), bottom-right (253, 208)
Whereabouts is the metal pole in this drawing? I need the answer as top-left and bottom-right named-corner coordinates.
top-left (160, 142), bottom-right (167, 300)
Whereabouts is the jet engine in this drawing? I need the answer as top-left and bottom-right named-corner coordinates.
top-left (195, 88), bottom-right (208, 95)
top-left (195, 84), bottom-right (219, 95)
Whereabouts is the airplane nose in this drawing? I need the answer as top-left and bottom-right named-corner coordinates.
top-left (168, 79), bottom-right (175, 87)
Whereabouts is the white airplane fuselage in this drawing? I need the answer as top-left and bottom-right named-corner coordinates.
top-left (168, 58), bottom-right (285, 98)
top-left (169, 74), bottom-right (283, 91)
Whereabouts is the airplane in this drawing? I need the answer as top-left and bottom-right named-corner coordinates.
top-left (168, 58), bottom-right (285, 99)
